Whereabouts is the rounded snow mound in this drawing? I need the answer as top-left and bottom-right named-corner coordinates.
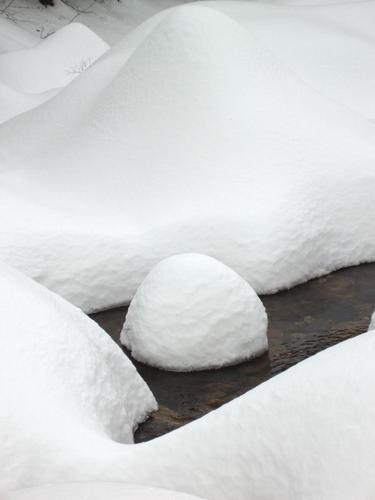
top-left (121, 254), bottom-right (268, 371)
top-left (3, 483), bottom-right (204, 500)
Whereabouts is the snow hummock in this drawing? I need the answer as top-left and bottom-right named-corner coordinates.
top-left (3, 483), bottom-right (205, 500)
top-left (0, 1), bottom-right (375, 313)
top-left (0, 262), bottom-right (156, 493)
top-left (122, 254), bottom-right (268, 371)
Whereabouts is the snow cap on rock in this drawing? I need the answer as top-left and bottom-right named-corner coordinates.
top-left (121, 253), bottom-right (268, 371)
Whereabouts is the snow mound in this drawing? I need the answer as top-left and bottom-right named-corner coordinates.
top-left (3, 483), bottom-right (205, 500)
top-left (122, 254), bottom-right (268, 371)
top-left (0, 262), bottom-right (156, 493)
top-left (0, 2), bottom-right (375, 311)
top-left (0, 23), bottom-right (108, 93)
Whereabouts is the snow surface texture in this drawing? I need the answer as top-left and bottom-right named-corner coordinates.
top-left (1, 1), bottom-right (375, 312)
top-left (3, 483), bottom-right (205, 500)
top-left (0, 262), bottom-right (156, 493)
top-left (3, 289), bottom-right (375, 499)
top-left (122, 253), bottom-right (268, 371)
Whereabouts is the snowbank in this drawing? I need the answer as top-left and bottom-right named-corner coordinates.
top-left (3, 292), bottom-right (375, 499)
top-left (3, 483), bottom-right (205, 500)
top-left (0, 2), bottom-right (375, 312)
top-left (122, 254), bottom-right (268, 371)
top-left (0, 23), bottom-right (108, 94)
top-left (0, 262), bottom-right (156, 493)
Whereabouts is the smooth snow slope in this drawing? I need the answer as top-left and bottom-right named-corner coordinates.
top-left (3, 290), bottom-right (375, 499)
top-left (0, 23), bottom-right (108, 94)
top-left (0, 2), bottom-right (375, 312)
top-left (0, 262), bottom-right (156, 493)
top-left (0, 18), bottom-right (38, 54)
top-left (3, 483), bottom-right (205, 500)
top-left (0, 0), bottom-right (199, 45)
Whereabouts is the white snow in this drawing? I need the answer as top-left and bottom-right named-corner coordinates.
top-left (2, 297), bottom-right (375, 499)
top-left (0, 18), bottom-right (39, 53)
top-left (3, 483), bottom-right (205, 500)
top-left (0, 0), bottom-right (198, 45)
top-left (122, 254), bottom-right (268, 371)
top-left (368, 312), bottom-right (375, 331)
top-left (0, 22), bottom-right (108, 94)
top-left (0, 262), bottom-right (156, 493)
top-left (0, 2), bottom-right (374, 312)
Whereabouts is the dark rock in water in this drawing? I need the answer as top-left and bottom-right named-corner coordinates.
top-left (90, 262), bottom-right (375, 443)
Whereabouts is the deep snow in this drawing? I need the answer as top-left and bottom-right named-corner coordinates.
top-left (2, 275), bottom-right (375, 500)
top-left (0, 20), bottom-right (107, 123)
top-left (0, 262), bottom-right (156, 493)
top-left (0, 1), bottom-right (374, 312)
top-left (122, 253), bottom-right (268, 371)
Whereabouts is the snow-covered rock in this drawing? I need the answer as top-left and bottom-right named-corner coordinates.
top-left (0, 262), bottom-right (156, 493)
top-left (0, 2), bottom-right (375, 312)
top-left (122, 253), bottom-right (268, 371)
top-left (0, 23), bottom-right (108, 94)
top-left (3, 483), bottom-right (205, 500)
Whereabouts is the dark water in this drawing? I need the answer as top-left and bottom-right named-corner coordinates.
top-left (90, 263), bottom-right (375, 443)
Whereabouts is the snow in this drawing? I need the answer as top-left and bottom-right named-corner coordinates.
top-left (0, 1), bottom-right (374, 312)
top-left (3, 483), bottom-right (205, 500)
top-left (0, 0), bottom-right (198, 45)
top-left (369, 312), bottom-right (375, 331)
top-left (0, 22), bottom-right (108, 94)
top-left (0, 18), bottom-right (39, 54)
top-left (0, 261), bottom-right (156, 493)
top-left (122, 254), bottom-right (268, 371)
top-left (3, 300), bottom-right (375, 498)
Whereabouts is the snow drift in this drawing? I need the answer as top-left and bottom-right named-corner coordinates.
top-left (0, 1), bottom-right (374, 313)
top-left (0, 262), bottom-right (156, 493)
top-left (0, 22), bottom-right (108, 94)
top-left (2, 269), bottom-right (375, 499)
top-left (122, 253), bottom-right (268, 370)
